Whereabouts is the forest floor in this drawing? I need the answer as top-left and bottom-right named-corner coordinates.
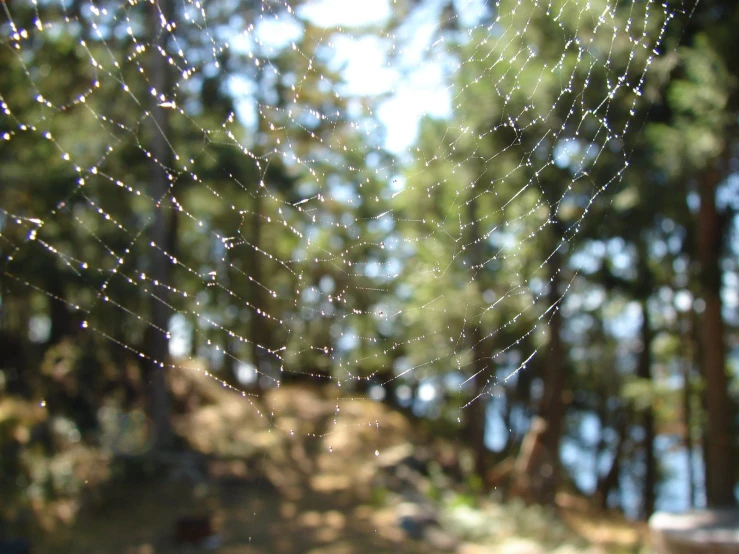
top-left (11, 365), bottom-right (649, 554)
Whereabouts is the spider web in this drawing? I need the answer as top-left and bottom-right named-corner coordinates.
top-left (1, 0), bottom-right (689, 460)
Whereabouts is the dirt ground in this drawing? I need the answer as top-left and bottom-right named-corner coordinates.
top-left (25, 368), bottom-right (647, 554)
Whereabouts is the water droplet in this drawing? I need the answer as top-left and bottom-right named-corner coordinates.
top-left (328, 446), bottom-right (333, 453)
top-left (374, 450), bottom-right (379, 457)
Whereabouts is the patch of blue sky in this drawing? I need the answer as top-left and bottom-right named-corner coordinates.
top-left (298, 0), bottom-right (392, 28)
top-left (225, 10), bottom-right (433, 154)
top-left (336, 329), bottom-right (360, 352)
top-left (255, 13), bottom-right (304, 50)
top-left (329, 34), bottom-right (398, 96)
top-left (224, 0), bottom-right (487, 155)
top-left (327, 175), bottom-right (359, 205)
top-left (297, 0), bottom-right (454, 152)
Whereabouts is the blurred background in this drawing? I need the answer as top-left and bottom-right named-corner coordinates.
top-left (1, 0), bottom-right (738, 552)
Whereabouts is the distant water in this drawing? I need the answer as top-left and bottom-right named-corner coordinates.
top-left (563, 435), bottom-right (707, 518)
top-left (402, 380), bottom-right (737, 518)
top-left (486, 402), bottom-right (728, 518)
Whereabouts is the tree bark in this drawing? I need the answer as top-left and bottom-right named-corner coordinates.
top-left (247, 191), bottom-right (267, 392)
top-left (465, 189), bottom-right (490, 478)
top-left (509, 247), bottom-right (565, 505)
top-left (682, 310), bottom-right (696, 508)
top-left (697, 161), bottom-right (736, 507)
top-left (596, 410), bottom-right (627, 511)
top-left (468, 324), bottom-right (489, 478)
top-left (636, 297), bottom-right (656, 519)
top-left (146, 0), bottom-right (175, 451)
top-left (46, 272), bottom-right (71, 344)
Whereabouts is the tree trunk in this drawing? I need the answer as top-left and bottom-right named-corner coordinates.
top-left (468, 324), bottom-right (489, 478)
top-left (247, 191), bottom-right (267, 392)
top-left (146, 0), bottom-right (175, 451)
top-left (637, 297), bottom-right (656, 519)
top-left (509, 247), bottom-right (565, 505)
top-left (465, 190), bottom-right (490, 478)
top-left (697, 162), bottom-right (736, 507)
top-left (46, 272), bottom-right (71, 344)
top-left (222, 336), bottom-right (242, 389)
top-left (596, 409), bottom-right (627, 511)
top-left (682, 310), bottom-right (696, 508)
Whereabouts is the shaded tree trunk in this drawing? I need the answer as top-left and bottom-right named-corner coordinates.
top-left (636, 297), bottom-right (656, 519)
top-left (1, 290), bottom-right (31, 395)
top-left (595, 408), bottom-right (627, 510)
top-left (468, 324), bottom-right (489, 478)
top-left (697, 162), bottom-right (736, 507)
top-left (146, 0), bottom-right (175, 451)
top-left (222, 336), bottom-right (241, 388)
top-left (681, 310), bottom-right (697, 508)
top-left (463, 190), bottom-right (491, 478)
top-left (247, 191), bottom-right (268, 392)
top-left (46, 273), bottom-right (71, 344)
top-left (509, 247), bottom-right (565, 505)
